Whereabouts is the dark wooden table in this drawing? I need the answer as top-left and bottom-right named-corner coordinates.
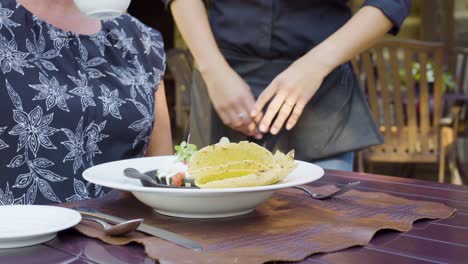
top-left (2, 170), bottom-right (468, 264)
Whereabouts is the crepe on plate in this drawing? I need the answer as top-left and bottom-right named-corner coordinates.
top-left (188, 141), bottom-right (297, 188)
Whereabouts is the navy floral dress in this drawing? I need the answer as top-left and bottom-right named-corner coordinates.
top-left (0, 0), bottom-right (166, 205)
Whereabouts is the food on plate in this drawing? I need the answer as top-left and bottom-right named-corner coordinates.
top-left (152, 137), bottom-right (297, 189)
top-left (188, 138), bottom-right (297, 188)
top-left (193, 150), bottom-right (296, 188)
top-left (174, 141), bottom-right (198, 164)
top-left (189, 141), bottom-right (274, 171)
top-left (147, 140), bottom-right (196, 187)
top-left (189, 160), bottom-right (271, 179)
top-left (152, 161), bottom-right (190, 187)
top-left (171, 172), bottom-right (186, 187)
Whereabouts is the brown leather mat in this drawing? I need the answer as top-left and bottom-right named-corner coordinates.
top-left (67, 186), bottom-right (455, 264)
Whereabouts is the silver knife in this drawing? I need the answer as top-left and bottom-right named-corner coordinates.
top-left (73, 207), bottom-right (203, 251)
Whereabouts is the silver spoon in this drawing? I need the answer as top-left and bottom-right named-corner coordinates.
top-left (123, 167), bottom-right (161, 186)
top-left (81, 216), bottom-right (143, 236)
top-left (292, 181), bottom-right (360, 200)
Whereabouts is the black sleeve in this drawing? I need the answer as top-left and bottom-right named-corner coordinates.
top-left (161, 0), bottom-right (210, 8)
top-left (162, 0), bottom-right (172, 8)
top-left (362, 0), bottom-right (412, 35)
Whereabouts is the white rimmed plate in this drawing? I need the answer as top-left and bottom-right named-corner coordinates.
top-left (0, 205), bottom-right (81, 249)
top-left (83, 156), bottom-right (324, 218)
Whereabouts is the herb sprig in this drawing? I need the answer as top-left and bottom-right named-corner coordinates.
top-left (175, 141), bottom-right (198, 163)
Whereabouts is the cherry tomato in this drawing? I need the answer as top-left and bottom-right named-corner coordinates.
top-left (171, 172), bottom-right (186, 187)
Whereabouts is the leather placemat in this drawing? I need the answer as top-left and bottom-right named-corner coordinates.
top-left (66, 186), bottom-right (455, 264)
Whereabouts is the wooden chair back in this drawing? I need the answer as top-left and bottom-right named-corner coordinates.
top-left (452, 47), bottom-right (468, 180)
top-left (454, 47), bottom-right (468, 95)
top-left (166, 49), bottom-right (194, 133)
top-left (354, 39), bottom-right (445, 163)
top-left (453, 48), bottom-right (468, 122)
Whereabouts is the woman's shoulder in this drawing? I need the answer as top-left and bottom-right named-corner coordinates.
top-left (106, 14), bottom-right (164, 45)
top-left (105, 14), bottom-right (165, 63)
top-left (0, 0), bottom-right (24, 23)
top-left (1, 0), bottom-right (19, 10)
top-left (103, 14), bottom-right (166, 86)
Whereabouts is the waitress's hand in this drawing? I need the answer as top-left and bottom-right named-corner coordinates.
top-left (202, 65), bottom-right (262, 138)
top-left (252, 55), bottom-right (330, 135)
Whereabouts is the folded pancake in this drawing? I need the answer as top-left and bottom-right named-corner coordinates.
top-left (188, 141), bottom-right (274, 172)
top-left (189, 160), bottom-right (271, 180)
top-left (191, 146), bottom-right (297, 188)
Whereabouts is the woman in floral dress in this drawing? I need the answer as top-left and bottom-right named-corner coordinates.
top-left (0, 0), bottom-right (172, 205)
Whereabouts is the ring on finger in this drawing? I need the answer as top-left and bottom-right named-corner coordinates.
top-left (237, 112), bottom-right (247, 120)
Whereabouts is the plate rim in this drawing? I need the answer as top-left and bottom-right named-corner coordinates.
top-left (0, 205), bottom-right (82, 240)
top-left (83, 156), bottom-right (324, 194)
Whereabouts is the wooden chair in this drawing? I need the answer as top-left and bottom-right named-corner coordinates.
top-left (353, 39), bottom-right (460, 183)
top-left (452, 47), bottom-right (468, 123)
top-left (448, 47), bottom-right (468, 181)
top-left (165, 49), bottom-right (194, 135)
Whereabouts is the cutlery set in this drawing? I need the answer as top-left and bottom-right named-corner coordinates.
top-left (74, 207), bottom-right (204, 251)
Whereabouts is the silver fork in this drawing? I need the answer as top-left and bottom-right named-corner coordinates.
top-left (292, 181), bottom-right (360, 200)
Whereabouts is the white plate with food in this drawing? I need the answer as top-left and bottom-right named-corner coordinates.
top-left (0, 205), bottom-right (81, 249)
top-left (83, 139), bottom-right (324, 218)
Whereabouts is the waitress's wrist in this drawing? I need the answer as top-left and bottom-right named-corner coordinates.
top-left (304, 43), bottom-right (343, 77)
top-left (196, 53), bottom-right (230, 77)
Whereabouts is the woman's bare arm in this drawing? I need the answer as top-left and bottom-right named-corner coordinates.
top-left (146, 82), bottom-right (173, 156)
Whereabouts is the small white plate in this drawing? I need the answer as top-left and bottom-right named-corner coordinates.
top-left (0, 205), bottom-right (82, 249)
top-left (83, 156), bottom-right (324, 218)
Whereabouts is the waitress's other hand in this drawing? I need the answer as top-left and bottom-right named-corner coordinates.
top-left (252, 56), bottom-right (329, 135)
top-left (202, 65), bottom-right (262, 139)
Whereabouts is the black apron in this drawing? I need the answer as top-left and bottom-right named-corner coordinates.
top-left (189, 51), bottom-right (383, 162)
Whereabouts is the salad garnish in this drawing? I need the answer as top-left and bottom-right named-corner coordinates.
top-left (174, 141), bottom-right (198, 163)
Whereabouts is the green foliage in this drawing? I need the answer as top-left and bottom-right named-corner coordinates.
top-left (399, 61), bottom-right (455, 93)
top-left (442, 73), bottom-right (455, 93)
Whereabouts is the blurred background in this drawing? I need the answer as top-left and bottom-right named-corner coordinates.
top-left (127, 0), bottom-right (468, 184)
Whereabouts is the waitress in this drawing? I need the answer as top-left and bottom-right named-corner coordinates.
top-left (165, 0), bottom-right (411, 171)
